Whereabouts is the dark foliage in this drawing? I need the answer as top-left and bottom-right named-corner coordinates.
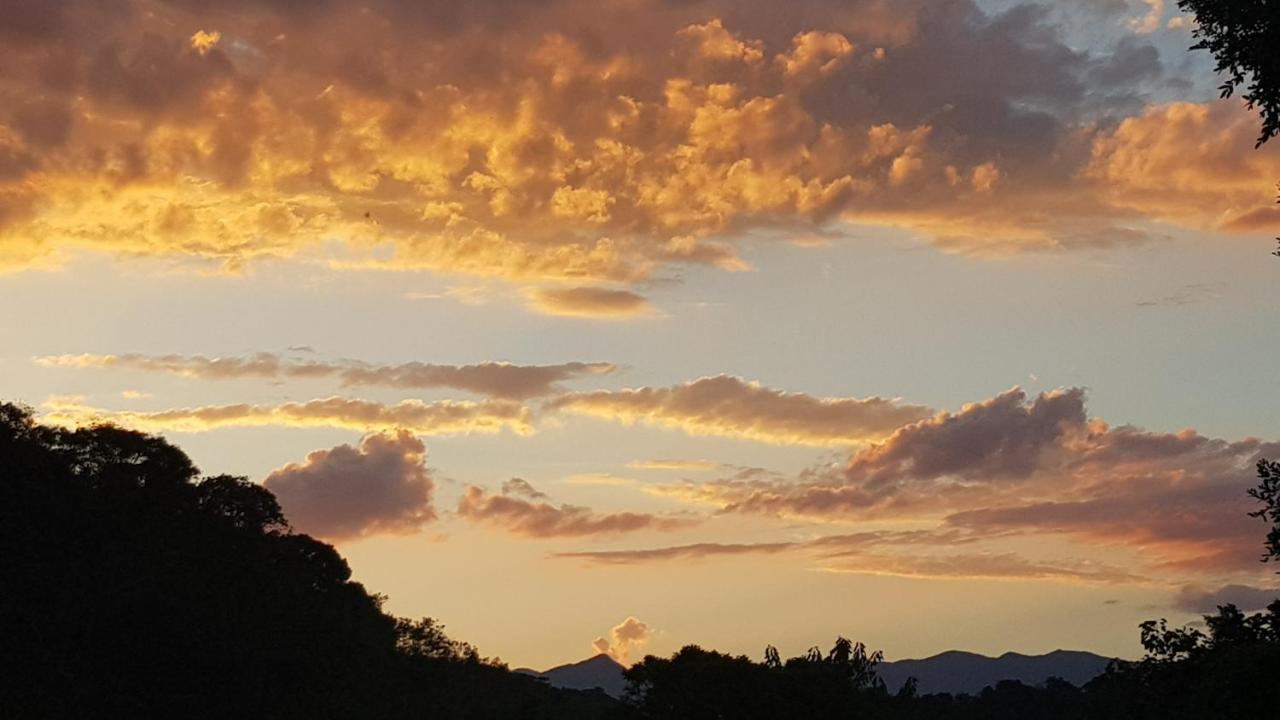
top-left (1249, 458), bottom-right (1280, 563)
top-left (0, 402), bottom-right (627, 719)
top-left (1178, 0), bottom-right (1280, 146)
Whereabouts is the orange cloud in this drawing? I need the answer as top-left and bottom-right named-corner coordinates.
top-left (0, 0), bottom-right (1255, 283)
top-left (592, 617), bottom-right (652, 664)
top-left (550, 375), bottom-right (931, 446)
top-left (627, 458), bottom-right (723, 471)
top-left (526, 287), bottom-right (655, 319)
top-left (1086, 100), bottom-right (1280, 233)
top-left (819, 552), bottom-right (1145, 584)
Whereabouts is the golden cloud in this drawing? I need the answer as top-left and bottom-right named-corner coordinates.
top-left (0, 0), bottom-right (1261, 284)
top-left (526, 286), bottom-right (656, 319)
top-left (550, 375), bottom-right (931, 446)
top-left (41, 395), bottom-right (534, 435)
top-left (1087, 100), bottom-right (1280, 233)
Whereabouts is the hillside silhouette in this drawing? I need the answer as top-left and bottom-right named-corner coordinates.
top-left (2, 401), bottom-right (1279, 719)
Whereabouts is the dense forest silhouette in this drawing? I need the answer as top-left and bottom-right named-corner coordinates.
top-left (2, 401), bottom-right (1279, 718)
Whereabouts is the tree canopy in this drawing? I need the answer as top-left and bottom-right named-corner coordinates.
top-left (1178, 0), bottom-right (1280, 146)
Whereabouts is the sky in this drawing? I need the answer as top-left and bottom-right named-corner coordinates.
top-left (2, 0), bottom-right (1280, 670)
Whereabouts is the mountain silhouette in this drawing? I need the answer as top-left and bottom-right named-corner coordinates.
top-left (516, 654), bottom-right (628, 698)
top-left (521, 649), bottom-right (1114, 699)
top-left (875, 649), bottom-right (1114, 695)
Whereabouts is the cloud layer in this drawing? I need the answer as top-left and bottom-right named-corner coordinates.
top-left (1, 0), bottom-right (1274, 283)
top-left (630, 386), bottom-right (1278, 581)
top-left (37, 353), bottom-right (617, 400)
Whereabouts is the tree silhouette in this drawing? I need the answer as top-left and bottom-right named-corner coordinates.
top-left (1248, 458), bottom-right (1280, 563)
top-left (0, 402), bottom-right (628, 719)
top-left (1178, 0), bottom-right (1280, 146)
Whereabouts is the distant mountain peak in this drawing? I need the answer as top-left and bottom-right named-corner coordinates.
top-left (517, 653), bottom-right (628, 698)
top-left (878, 649), bottom-right (1115, 696)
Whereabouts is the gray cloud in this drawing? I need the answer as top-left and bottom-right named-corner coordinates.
top-left (36, 353), bottom-right (618, 400)
top-left (457, 483), bottom-right (695, 538)
top-left (264, 430), bottom-right (435, 541)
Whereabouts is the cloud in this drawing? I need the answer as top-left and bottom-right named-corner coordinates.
top-left (0, 0), bottom-right (1246, 283)
top-left (592, 617), bottom-right (652, 664)
top-left (1127, 0), bottom-right (1165, 34)
top-left (456, 484), bottom-right (694, 538)
top-left (1174, 584), bottom-right (1280, 613)
top-left (553, 528), bottom-right (977, 565)
top-left (41, 395), bottom-right (533, 435)
top-left (562, 473), bottom-right (637, 487)
top-left (35, 353), bottom-right (618, 400)
top-left (526, 287), bottom-right (655, 319)
top-left (1086, 101), bottom-right (1280, 231)
top-left (555, 541), bottom-right (799, 565)
top-left (501, 477), bottom-right (548, 499)
top-left (628, 458), bottom-right (723, 471)
top-left (550, 375), bottom-right (931, 446)
top-left (820, 552), bottom-right (1145, 584)
top-left (263, 431), bottom-right (435, 541)
top-left (649, 386), bottom-right (1278, 576)
top-left (1136, 282), bottom-right (1225, 308)
top-left (553, 529), bottom-right (1140, 584)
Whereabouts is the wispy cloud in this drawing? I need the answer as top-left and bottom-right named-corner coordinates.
top-left (36, 353), bottom-right (618, 400)
top-left (526, 287), bottom-right (656, 319)
top-left (550, 375), bottom-right (930, 447)
top-left (1136, 282), bottom-right (1225, 308)
top-left (457, 483), bottom-right (696, 538)
top-left (42, 396), bottom-right (534, 436)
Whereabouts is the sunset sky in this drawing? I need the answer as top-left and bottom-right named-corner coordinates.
top-left (3, 0), bottom-right (1280, 669)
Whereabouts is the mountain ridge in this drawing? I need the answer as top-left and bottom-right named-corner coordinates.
top-left (519, 649), bottom-right (1118, 698)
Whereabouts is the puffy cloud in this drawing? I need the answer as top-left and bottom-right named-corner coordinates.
top-left (550, 375), bottom-right (931, 446)
top-left (264, 431), bottom-right (434, 541)
top-left (592, 617), bottom-right (652, 664)
top-left (1174, 584), bottom-right (1280, 613)
top-left (1086, 101), bottom-right (1280, 232)
top-left (526, 287), bottom-right (655, 319)
top-left (0, 0), bottom-right (1245, 283)
top-left (650, 386), bottom-right (1278, 577)
top-left (41, 395), bottom-right (533, 435)
top-left (843, 387), bottom-right (1088, 488)
top-left (456, 484), bottom-right (694, 538)
top-left (36, 353), bottom-right (618, 400)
